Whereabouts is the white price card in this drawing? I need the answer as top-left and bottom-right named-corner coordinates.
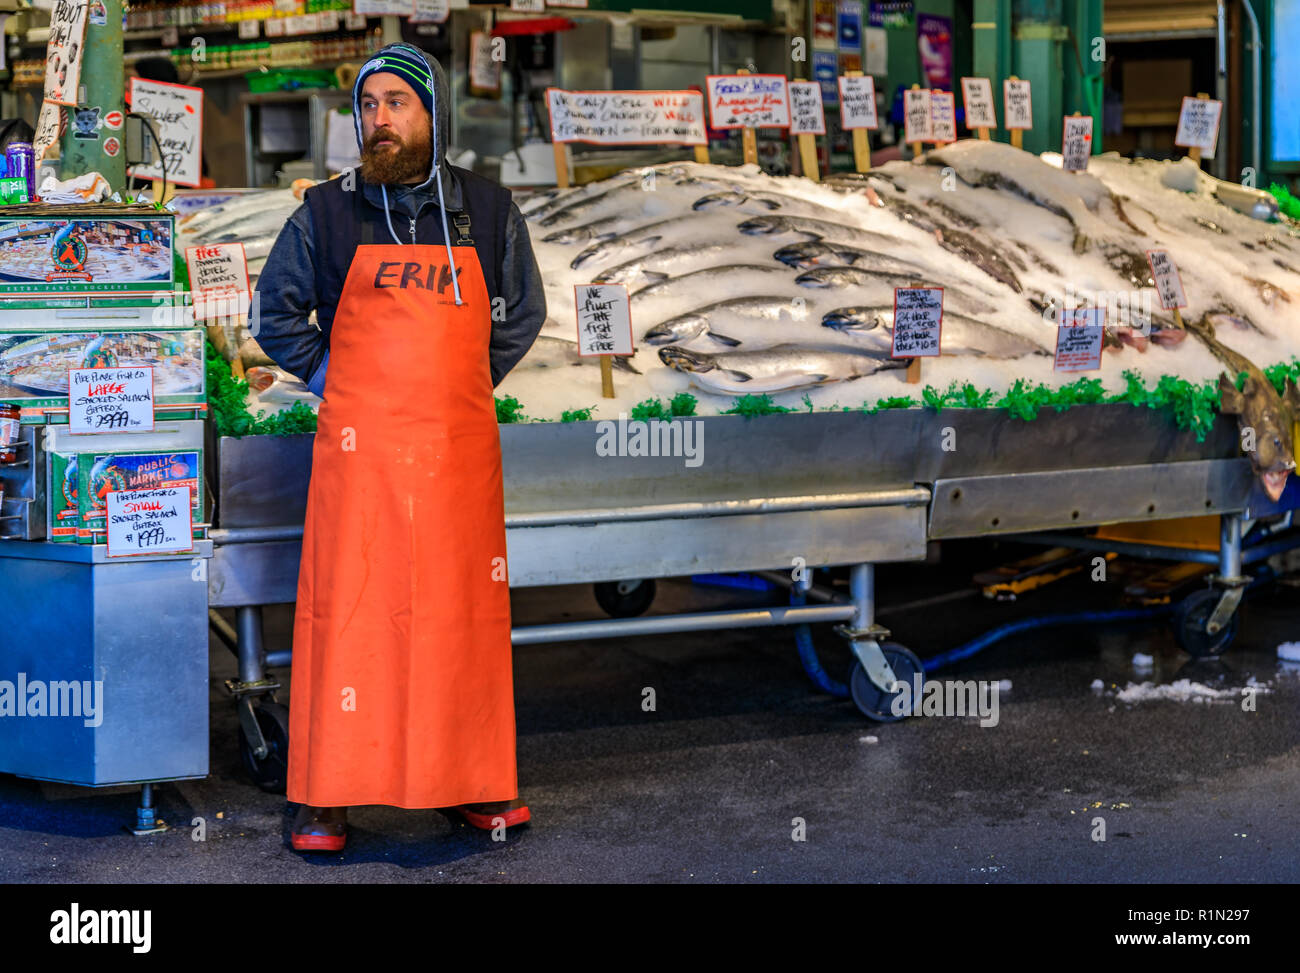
top-left (353, 0), bottom-right (414, 13)
top-left (1145, 249), bottom-right (1187, 309)
top-left (930, 90), bottom-right (956, 143)
top-left (547, 89), bottom-right (706, 145)
top-left (705, 74), bottom-right (791, 129)
top-left (44, 0), bottom-right (90, 107)
top-left (903, 87), bottom-right (932, 143)
top-left (960, 77), bottom-right (996, 129)
top-left (185, 243), bottom-right (252, 321)
top-left (837, 74), bottom-right (878, 130)
top-left (891, 287), bottom-right (943, 358)
top-left (238, 18), bottom-right (259, 37)
top-left (1054, 306), bottom-right (1105, 372)
top-left (34, 100), bottom-right (62, 167)
top-left (1061, 114), bottom-right (1093, 172)
top-left (510, 0), bottom-right (544, 10)
top-left (69, 367), bottom-right (155, 434)
top-left (788, 81), bottom-right (827, 135)
top-left (469, 30), bottom-right (502, 93)
top-left (410, 0), bottom-right (449, 22)
top-left (105, 486), bottom-right (194, 558)
top-left (1003, 78), bottom-right (1032, 130)
top-left (574, 284), bottom-right (634, 357)
top-left (127, 78), bottom-right (204, 188)
top-left (1174, 96), bottom-right (1223, 154)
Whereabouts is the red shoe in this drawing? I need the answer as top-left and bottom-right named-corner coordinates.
top-left (290, 805), bottom-right (348, 851)
top-left (441, 800), bottom-right (531, 830)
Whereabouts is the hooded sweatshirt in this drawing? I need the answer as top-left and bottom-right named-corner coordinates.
top-left (253, 43), bottom-right (546, 396)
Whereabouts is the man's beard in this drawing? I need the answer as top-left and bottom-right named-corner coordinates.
top-left (360, 127), bottom-right (432, 185)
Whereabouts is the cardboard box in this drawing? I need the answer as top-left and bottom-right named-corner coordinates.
top-left (77, 449), bottom-right (203, 544)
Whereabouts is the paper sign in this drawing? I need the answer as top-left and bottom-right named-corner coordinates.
top-left (469, 30), bottom-right (501, 94)
top-left (930, 90), bottom-right (956, 143)
top-left (510, 0), bottom-right (543, 9)
top-left (891, 287), bottom-right (943, 358)
top-left (547, 0), bottom-right (589, 6)
top-left (410, 0), bottom-right (449, 21)
top-left (238, 18), bottom-right (259, 37)
top-left (788, 81), bottom-right (827, 135)
top-left (127, 78), bottom-right (204, 188)
top-left (863, 26), bottom-right (887, 75)
top-left (1145, 249), bottom-right (1187, 309)
top-left (1174, 96), bottom-right (1223, 154)
top-left (34, 100), bottom-right (62, 168)
top-left (705, 74), bottom-right (791, 129)
top-left (960, 77), bottom-right (996, 129)
top-left (1061, 114), bottom-right (1093, 171)
top-left (44, 0), bottom-right (89, 107)
top-left (574, 284), bottom-right (634, 357)
top-left (185, 244), bottom-right (252, 321)
top-left (903, 87), bottom-right (932, 143)
top-left (547, 89), bottom-right (707, 145)
top-left (1054, 307), bottom-right (1105, 372)
top-left (1004, 79), bottom-right (1032, 130)
top-left (353, 0), bottom-right (414, 13)
top-left (105, 486), bottom-right (194, 557)
top-left (837, 74), bottom-right (878, 129)
top-left (69, 367), bottom-right (155, 434)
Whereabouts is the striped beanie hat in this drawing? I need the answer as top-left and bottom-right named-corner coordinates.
top-left (354, 44), bottom-right (435, 121)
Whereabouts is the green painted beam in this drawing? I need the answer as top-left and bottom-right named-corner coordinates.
top-left (60, 0), bottom-right (126, 190)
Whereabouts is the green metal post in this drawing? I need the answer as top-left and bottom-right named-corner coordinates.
top-left (60, 0), bottom-right (126, 190)
top-left (972, 0), bottom-right (1012, 143)
top-left (1013, 20), bottom-right (1065, 155)
top-left (1062, 0), bottom-right (1103, 154)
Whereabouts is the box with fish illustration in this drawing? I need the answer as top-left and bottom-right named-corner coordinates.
top-left (0, 204), bottom-right (178, 298)
top-left (46, 450), bottom-right (80, 543)
top-left (0, 329), bottom-right (205, 410)
top-left (76, 450), bottom-right (204, 544)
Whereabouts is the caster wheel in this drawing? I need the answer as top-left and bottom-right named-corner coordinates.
top-left (850, 642), bottom-right (924, 722)
top-left (1173, 588), bottom-right (1239, 658)
top-left (594, 579), bottom-right (656, 618)
top-left (239, 701), bottom-right (290, 794)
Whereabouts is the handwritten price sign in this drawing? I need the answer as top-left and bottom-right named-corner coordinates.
top-left (930, 90), bottom-right (957, 144)
top-left (891, 287), bottom-right (944, 358)
top-left (574, 284), bottom-right (634, 356)
top-left (903, 87), bottom-right (933, 143)
top-left (1145, 249), bottom-right (1188, 309)
top-left (1061, 114), bottom-right (1093, 172)
top-left (184, 243), bottom-right (251, 320)
top-left (788, 81), bottom-right (827, 135)
top-left (105, 486), bottom-right (194, 557)
top-left (1054, 306), bottom-right (1105, 372)
top-left (127, 78), bottom-right (204, 188)
top-left (1003, 79), bottom-right (1033, 130)
top-left (1174, 96), bottom-right (1223, 154)
top-left (705, 74), bottom-right (791, 129)
top-left (837, 74), bottom-right (878, 130)
top-left (68, 367), bottom-right (155, 434)
top-left (960, 77), bottom-right (996, 129)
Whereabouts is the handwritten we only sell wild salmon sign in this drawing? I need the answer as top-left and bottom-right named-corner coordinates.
top-left (547, 89), bottom-right (707, 145)
top-left (705, 74), bottom-right (791, 129)
top-left (185, 243), bottom-right (251, 321)
top-left (68, 367), bottom-right (155, 434)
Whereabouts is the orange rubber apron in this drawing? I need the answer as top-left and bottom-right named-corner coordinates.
top-left (286, 242), bottom-right (517, 809)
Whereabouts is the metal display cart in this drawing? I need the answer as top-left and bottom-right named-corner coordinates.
top-left (205, 403), bottom-right (1273, 784)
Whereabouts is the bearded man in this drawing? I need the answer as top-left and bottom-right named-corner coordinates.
top-left (253, 43), bottom-right (546, 852)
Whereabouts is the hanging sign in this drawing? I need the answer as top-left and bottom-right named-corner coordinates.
top-left (44, 0), bottom-right (90, 107)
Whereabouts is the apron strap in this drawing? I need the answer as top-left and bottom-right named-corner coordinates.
top-left (355, 186), bottom-right (374, 246)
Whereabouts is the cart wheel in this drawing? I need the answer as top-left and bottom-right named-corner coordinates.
top-left (594, 579), bottom-right (656, 618)
top-left (239, 701), bottom-right (290, 794)
top-left (850, 642), bottom-right (924, 722)
top-left (1172, 589), bottom-right (1239, 658)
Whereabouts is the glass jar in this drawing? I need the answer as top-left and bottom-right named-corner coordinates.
top-left (0, 403), bottom-right (20, 464)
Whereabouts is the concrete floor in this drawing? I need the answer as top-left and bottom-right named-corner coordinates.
top-left (3, 540), bottom-right (1299, 883)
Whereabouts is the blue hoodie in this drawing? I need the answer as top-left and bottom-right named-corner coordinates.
top-left (253, 43), bottom-right (546, 397)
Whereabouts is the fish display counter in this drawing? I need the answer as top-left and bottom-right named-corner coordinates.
top-left (0, 204), bottom-right (211, 808)
top-left (184, 141), bottom-right (1300, 743)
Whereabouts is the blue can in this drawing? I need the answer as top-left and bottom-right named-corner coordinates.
top-left (5, 142), bottom-right (35, 203)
